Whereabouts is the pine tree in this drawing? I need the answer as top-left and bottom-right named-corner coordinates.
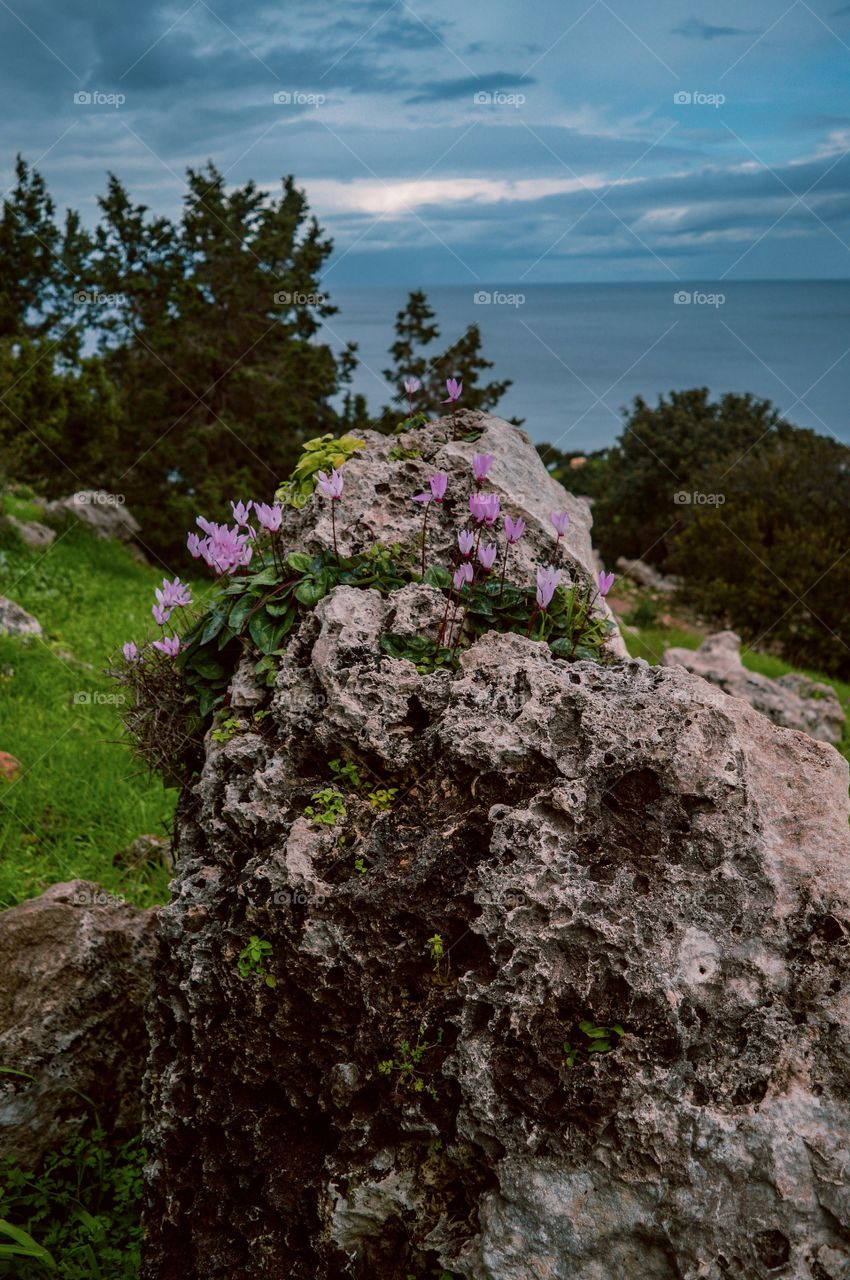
top-left (381, 290), bottom-right (515, 426)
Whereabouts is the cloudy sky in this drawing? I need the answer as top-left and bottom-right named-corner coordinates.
top-left (3, 0), bottom-right (850, 283)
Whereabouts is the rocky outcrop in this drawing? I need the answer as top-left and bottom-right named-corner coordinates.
top-left (663, 630), bottom-right (845, 745)
top-left (44, 490), bottom-right (141, 543)
top-left (278, 411), bottom-right (626, 657)
top-left (0, 595), bottom-right (42, 637)
top-left (0, 881), bottom-right (158, 1165)
top-left (143, 581), bottom-right (850, 1279)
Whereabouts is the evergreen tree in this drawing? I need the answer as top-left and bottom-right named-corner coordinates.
top-left (381, 290), bottom-right (515, 425)
top-left (91, 163), bottom-right (361, 555)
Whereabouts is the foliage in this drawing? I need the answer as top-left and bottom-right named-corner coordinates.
top-left (0, 158), bottom-right (366, 557)
top-left (275, 434), bottom-right (366, 509)
top-left (563, 1019), bottom-right (625, 1068)
top-left (378, 1024), bottom-right (444, 1098)
top-left (379, 633), bottom-right (456, 675)
top-left (236, 936), bottom-right (277, 988)
top-left (367, 787), bottom-right (398, 812)
top-left (304, 788), bottom-right (346, 827)
top-left (580, 389), bottom-right (786, 567)
top-left (426, 933), bottom-right (450, 983)
top-left (0, 1127), bottom-right (143, 1279)
top-left (667, 425), bottom-right (850, 678)
top-left (210, 715), bottom-right (244, 744)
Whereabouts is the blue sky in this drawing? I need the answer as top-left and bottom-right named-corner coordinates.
top-left (3, 0), bottom-right (850, 282)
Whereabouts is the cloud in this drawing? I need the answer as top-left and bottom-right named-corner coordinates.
top-left (405, 72), bottom-right (536, 105)
top-left (672, 18), bottom-right (761, 40)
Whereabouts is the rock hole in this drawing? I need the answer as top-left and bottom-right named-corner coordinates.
top-left (753, 1228), bottom-right (790, 1270)
top-left (402, 694), bottom-right (431, 735)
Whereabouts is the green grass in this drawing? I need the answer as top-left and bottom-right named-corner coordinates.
top-left (623, 622), bottom-right (850, 761)
top-left (0, 508), bottom-right (208, 908)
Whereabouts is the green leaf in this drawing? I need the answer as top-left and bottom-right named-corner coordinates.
top-left (287, 552), bottom-right (313, 572)
top-left (295, 581), bottom-right (325, 607)
top-left (424, 564), bottom-right (451, 589)
top-left (248, 612), bottom-right (287, 654)
top-left (228, 594), bottom-right (259, 634)
top-left (199, 610), bottom-right (226, 645)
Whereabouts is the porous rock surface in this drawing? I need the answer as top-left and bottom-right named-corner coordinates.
top-left (143, 582), bottom-right (850, 1279)
top-left (663, 630), bottom-right (846, 745)
top-left (0, 880), bottom-right (158, 1165)
top-left (278, 410), bottom-right (626, 657)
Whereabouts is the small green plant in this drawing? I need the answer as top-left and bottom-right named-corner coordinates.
top-left (380, 633), bottom-right (455, 675)
top-left (0, 1126), bottom-right (143, 1279)
top-left (353, 857), bottom-right (368, 875)
top-left (388, 442), bottom-right (422, 461)
top-left (329, 758), bottom-right (363, 790)
top-left (393, 412), bottom-right (430, 435)
top-left (378, 1024), bottom-right (444, 1099)
top-left (563, 1019), bottom-right (625, 1068)
top-left (368, 787), bottom-right (398, 812)
top-left (236, 935), bottom-right (277, 988)
top-left (426, 933), bottom-right (451, 983)
top-left (210, 714), bottom-right (243, 744)
top-left (276, 433), bottom-right (366, 508)
top-left (304, 787), bottom-right (347, 827)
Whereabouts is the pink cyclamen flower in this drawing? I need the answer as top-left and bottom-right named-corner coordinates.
top-left (157, 576), bottom-right (192, 610)
top-left (469, 492), bottom-right (501, 526)
top-left (472, 452), bottom-right (494, 484)
top-left (478, 542), bottom-right (498, 571)
top-left (442, 378), bottom-right (462, 404)
top-left (536, 566), bottom-right (562, 610)
top-left (453, 561), bottom-right (474, 591)
top-left (122, 641), bottom-right (139, 662)
top-left (197, 522), bottom-right (253, 575)
top-left (457, 529), bottom-right (475, 557)
top-left (187, 532), bottom-right (204, 558)
top-left (317, 467), bottom-right (344, 500)
top-left (504, 515), bottom-right (525, 544)
top-left (550, 511), bottom-right (570, 538)
top-left (152, 602), bottom-right (171, 626)
top-left (403, 376), bottom-right (421, 395)
top-left (153, 634), bottom-right (180, 657)
top-left (413, 472), bottom-right (448, 504)
top-left (230, 500), bottom-right (253, 527)
top-left (598, 570), bottom-right (615, 597)
top-left (254, 502), bottom-right (283, 533)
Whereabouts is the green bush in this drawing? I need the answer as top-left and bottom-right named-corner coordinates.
top-left (668, 425), bottom-right (850, 678)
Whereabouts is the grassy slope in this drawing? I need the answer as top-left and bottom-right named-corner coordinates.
top-left (0, 500), bottom-right (193, 908)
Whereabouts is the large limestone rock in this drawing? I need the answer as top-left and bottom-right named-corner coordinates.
top-left (278, 411), bottom-right (626, 657)
top-left (663, 630), bottom-right (845, 745)
top-left (0, 880), bottom-right (158, 1165)
top-left (143, 582), bottom-right (850, 1279)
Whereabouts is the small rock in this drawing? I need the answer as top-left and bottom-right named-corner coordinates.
top-left (0, 596), bottom-right (42, 637)
top-left (114, 834), bottom-right (174, 874)
top-left (663, 630), bottom-right (846, 745)
top-left (5, 515), bottom-right (55, 549)
top-left (44, 491), bottom-right (141, 543)
top-left (616, 556), bottom-right (679, 593)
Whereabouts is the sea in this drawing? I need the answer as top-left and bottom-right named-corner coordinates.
top-left (323, 281), bottom-right (850, 453)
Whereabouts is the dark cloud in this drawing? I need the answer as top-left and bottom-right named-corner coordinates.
top-left (672, 18), bottom-right (761, 40)
top-left (405, 71), bottom-right (536, 104)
